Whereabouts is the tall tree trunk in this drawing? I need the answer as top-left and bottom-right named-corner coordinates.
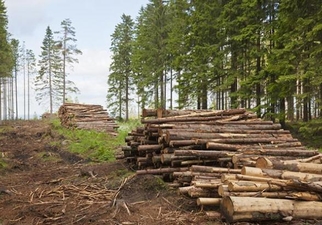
top-left (170, 67), bottom-right (173, 109)
top-left (279, 97), bottom-right (286, 128)
top-left (256, 34), bottom-right (261, 118)
top-left (15, 66), bottom-right (18, 120)
top-left (125, 71), bottom-right (129, 121)
top-left (62, 32), bottom-right (67, 104)
top-left (230, 50), bottom-right (238, 108)
top-left (287, 95), bottom-right (294, 121)
top-left (303, 78), bottom-right (309, 122)
top-left (202, 78), bottom-right (208, 109)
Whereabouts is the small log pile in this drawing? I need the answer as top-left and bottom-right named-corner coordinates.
top-left (58, 103), bottom-right (119, 135)
top-left (123, 108), bottom-right (322, 223)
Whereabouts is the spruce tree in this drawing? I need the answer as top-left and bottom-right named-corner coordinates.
top-left (35, 26), bottom-right (61, 114)
top-left (132, 0), bottom-right (170, 109)
top-left (107, 14), bottom-right (134, 120)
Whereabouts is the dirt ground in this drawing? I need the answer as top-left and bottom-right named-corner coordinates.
top-left (0, 120), bottom-right (220, 225)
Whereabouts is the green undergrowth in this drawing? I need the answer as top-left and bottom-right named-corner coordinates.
top-left (50, 119), bottom-right (141, 162)
top-left (286, 118), bottom-right (322, 151)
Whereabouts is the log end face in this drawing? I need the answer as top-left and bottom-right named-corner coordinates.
top-left (221, 196), bottom-right (235, 223)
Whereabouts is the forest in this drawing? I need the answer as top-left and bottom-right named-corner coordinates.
top-left (107, 0), bottom-right (322, 125)
top-left (0, 0), bottom-right (322, 125)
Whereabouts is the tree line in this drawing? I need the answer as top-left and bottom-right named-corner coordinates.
top-left (0, 0), bottom-right (81, 120)
top-left (107, 0), bottom-right (322, 125)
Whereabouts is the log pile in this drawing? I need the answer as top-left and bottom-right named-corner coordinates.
top-left (58, 103), bottom-right (119, 135)
top-left (123, 108), bottom-right (322, 223)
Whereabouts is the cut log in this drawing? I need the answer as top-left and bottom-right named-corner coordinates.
top-left (241, 166), bottom-right (322, 182)
top-left (174, 150), bottom-right (235, 158)
top-left (218, 184), bottom-right (229, 196)
top-left (191, 165), bottom-right (241, 174)
top-left (137, 144), bottom-right (162, 153)
top-left (241, 149), bottom-right (318, 157)
top-left (256, 157), bottom-right (322, 174)
top-left (227, 180), bottom-right (283, 192)
top-left (220, 191), bottom-right (321, 201)
top-left (136, 167), bottom-right (189, 175)
top-left (168, 140), bottom-right (197, 147)
top-left (206, 142), bottom-right (238, 151)
top-left (188, 187), bottom-right (219, 198)
top-left (194, 181), bottom-right (222, 189)
top-left (197, 198), bottom-right (221, 206)
top-left (221, 196), bottom-right (322, 222)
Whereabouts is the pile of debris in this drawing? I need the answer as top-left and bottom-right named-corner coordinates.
top-left (123, 108), bottom-right (322, 223)
top-left (58, 103), bottom-right (118, 135)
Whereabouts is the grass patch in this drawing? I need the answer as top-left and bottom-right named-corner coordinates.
top-left (0, 158), bottom-right (8, 169)
top-left (50, 119), bottom-right (141, 162)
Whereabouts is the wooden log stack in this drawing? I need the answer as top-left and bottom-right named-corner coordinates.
top-left (124, 108), bottom-right (322, 223)
top-left (58, 103), bottom-right (119, 135)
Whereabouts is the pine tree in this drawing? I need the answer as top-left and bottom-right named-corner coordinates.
top-left (35, 26), bottom-right (62, 114)
top-left (55, 18), bottom-right (82, 104)
top-left (107, 14), bottom-right (134, 120)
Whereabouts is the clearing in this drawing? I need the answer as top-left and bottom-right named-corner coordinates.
top-left (0, 120), bottom-right (218, 225)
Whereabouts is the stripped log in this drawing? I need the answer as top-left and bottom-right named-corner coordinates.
top-left (227, 180), bottom-right (283, 192)
top-left (221, 196), bottom-right (322, 222)
top-left (220, 191), bottom-right (321, 201)
top-left (197, 198), bottom-right (221, 206)
top-left (191, 165), bottom-right (241, 174)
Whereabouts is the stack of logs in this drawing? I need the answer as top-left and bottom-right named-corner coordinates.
top-left (123, 108), bottom-right (322, 223)
top-left (58, 103), bottom-right (119, 135)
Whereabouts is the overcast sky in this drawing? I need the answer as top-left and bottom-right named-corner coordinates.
top-left (5, 0), bottom-right (149, 118)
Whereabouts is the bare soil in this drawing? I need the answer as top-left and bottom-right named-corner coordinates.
top-left (0, 120), bottom-right (218, 225)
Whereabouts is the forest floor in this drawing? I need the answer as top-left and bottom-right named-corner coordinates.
top-left (0, 120), bottom-right (319, 225)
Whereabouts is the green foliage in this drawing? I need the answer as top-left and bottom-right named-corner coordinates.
top-left (107, 14), bottom-right (134, 120)
top-left (0, 0), bottom-right (13, 78)
top-left (286, 119), bottom-right (322, 150)
top-left (116, 119), bottom-right (141, 142)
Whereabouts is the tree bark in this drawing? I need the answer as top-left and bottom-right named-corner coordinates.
top-left (256, 157), bottom-right (322, 174)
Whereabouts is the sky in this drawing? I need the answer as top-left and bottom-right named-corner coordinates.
top-left (5, 0), bottom-right (149, 118)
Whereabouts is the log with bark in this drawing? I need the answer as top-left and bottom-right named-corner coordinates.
top-left (256, 156), bottom-right (322, 174)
